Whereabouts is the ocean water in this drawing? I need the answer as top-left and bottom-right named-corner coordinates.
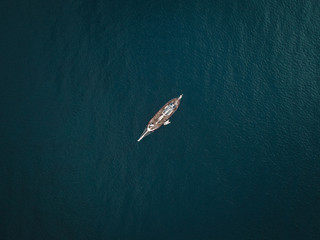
top-left (1, 0), bottom-right (320, 239)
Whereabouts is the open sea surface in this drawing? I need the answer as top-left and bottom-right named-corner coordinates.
top-left (1, 0), bottom-right (320, 239)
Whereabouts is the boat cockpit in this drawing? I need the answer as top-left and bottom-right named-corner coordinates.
top-left (162, 102), bottom-right (176, 116)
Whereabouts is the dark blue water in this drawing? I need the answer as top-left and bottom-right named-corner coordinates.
top-left (1, 0), bottom-right (320, 239)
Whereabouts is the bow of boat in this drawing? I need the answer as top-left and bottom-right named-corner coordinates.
top-left (137, 127), bottom-right (153, 142)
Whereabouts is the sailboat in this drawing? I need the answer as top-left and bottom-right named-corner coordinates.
top-left (137, 94), bottom-right (183, 142)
